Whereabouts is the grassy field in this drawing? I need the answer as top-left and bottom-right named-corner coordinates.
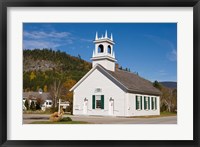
top-left (128, 112), bottom-right (177, 118)
top-left (160, 112), bottom-right (177, 116)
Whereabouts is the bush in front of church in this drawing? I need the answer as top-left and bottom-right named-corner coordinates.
top-left (61, 117), bottom-right (72, 122)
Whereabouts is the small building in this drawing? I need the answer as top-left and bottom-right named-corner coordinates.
top-left (70, 31), bottom-right (161, 117)
top-left (23, 89), bottom-right (70, 111)
top-left (23, 90), bottom-right (53, 111)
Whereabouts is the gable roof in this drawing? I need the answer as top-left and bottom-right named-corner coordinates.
top-left (70, 64), bottom-right (161, 96)
top-left (23, 92), bottom-right (52, 101)
top-left (106, 68), bottom-right (161, 95)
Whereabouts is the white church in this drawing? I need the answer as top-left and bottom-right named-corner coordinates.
top-left (70, 31), bottom-right (161, 117)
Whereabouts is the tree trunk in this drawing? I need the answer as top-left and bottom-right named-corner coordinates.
top-left (55, 97), bottom-right (57, 108)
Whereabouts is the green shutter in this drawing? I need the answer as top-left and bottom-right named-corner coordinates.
top-left (92, 95), bottom-right (95, 109)
top-left (101, 95), bottom-right (104, 109)
top-left (144, 96), bottom-right (146, 109)
top-left (155, 97), bottom-right (157, 110)
top-left (151, 97), bottom-right (154, 110)
top-left (140, 96), bottom-right (142, 110)
top-left (136, 96), bottom-right (138, 110)
top-left (148, 97), bottom-right (150, 110)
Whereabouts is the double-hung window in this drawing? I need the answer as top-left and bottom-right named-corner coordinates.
top-left (144, 96), bottom-right (148, 110)
top-left (151, 97), bottom-right (157, 110)
top-left (92, 95), bottom-right (104, 109)
top-left (148, 97), bottom-right (150, 110)
top-left (155, 97), bottom-right (157, 110)
top-left (136, 95), bottom-right (142, 110)
top-left (151, 97), bottom-right (154, 110)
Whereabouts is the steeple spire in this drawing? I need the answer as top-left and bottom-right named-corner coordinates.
top-left (105, 30), bottom-right (108, 38)
top-left (110, 33), bottom-right (113, 41)
top-left (95, 32), bottom-right (98, 40)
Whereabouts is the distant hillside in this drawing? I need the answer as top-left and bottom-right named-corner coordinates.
top-left (160, 81), bottom-right (177, 89)
top-left (23, 49), bottom-right (92, 91)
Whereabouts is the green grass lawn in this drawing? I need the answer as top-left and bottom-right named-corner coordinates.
top-left (31, 121), bottom-right (89, 124)
top-left (160, 112), bottom-right (177, 116)
top-left (128, 112), bottom-right (177, 118)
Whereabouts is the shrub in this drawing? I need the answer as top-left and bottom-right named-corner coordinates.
top-left (35, 103), bottom-right (41, 110)
top-left (61, 117), bottom-right (72, 122)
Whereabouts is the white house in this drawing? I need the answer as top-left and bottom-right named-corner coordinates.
top-left (23, 90), bottom-right (53, 111)
top-left (70, 31), bottom-right (161, 117)
top-left (23, 90), bottom-right (70, 111)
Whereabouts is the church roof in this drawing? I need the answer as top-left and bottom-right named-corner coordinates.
top-left (105, 67), bottom-right (161, 96)
top-left (70, 64), bottom-right (161, 96)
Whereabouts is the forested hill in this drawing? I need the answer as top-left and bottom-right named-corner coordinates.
top-left (160, 82), bottom-right (177, 89)
top-left (23, 49), bottom-right (92, 91)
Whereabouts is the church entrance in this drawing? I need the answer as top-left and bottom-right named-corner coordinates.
top-left (109, 98), bottom-right (114, 115)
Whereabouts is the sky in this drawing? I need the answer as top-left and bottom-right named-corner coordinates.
top-left (23, 23), bottom-right (177, 82)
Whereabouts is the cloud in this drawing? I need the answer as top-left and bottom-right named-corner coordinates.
top-left (23, 40), bottom-right (60, 49)
top-left (65, 39), bottom-right (74, 44)
top-left (23, 31), bottom-right (71, 39)
top-left (23, 30), bottom-right (73, 49)
top-left (80, 38), bottom-right (92, 42)
top-left (144, 34), bottom-right (177, 61)
top-left (158, 70), bottom-right (168, 76)
top-left (163, 39), bottom-right (177, 61)
top-left (167, 49), bottom-right (177, 61)
top-left (23, 30), bottom-right (93, 50)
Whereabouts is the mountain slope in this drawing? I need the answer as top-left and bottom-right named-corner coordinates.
top-left (23, 49), bottom-right (92, 91)
top-left (160, 81), bottom-right (177, 89)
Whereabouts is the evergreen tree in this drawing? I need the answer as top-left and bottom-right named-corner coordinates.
top-left (30, 101), bottom-right (36, 111)
top-left (24, 99), bottom-right (29, 110)
top-left (36, 103), bottom-right (41, 110)
top-left (36, 97), bottom-right (43, 110)
top-left (153, 80), bottom-right (162, 90)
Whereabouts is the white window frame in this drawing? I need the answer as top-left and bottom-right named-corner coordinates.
top-left (136, 95), bottom-right (142, 111)
top-left (151, 97), bottom-right (157, 110)
top-left (144, 96), bottom-right (148, 110)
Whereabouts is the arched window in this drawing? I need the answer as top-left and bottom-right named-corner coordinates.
top-left (108, 45), bottom-right (111, 54)
top-left (98, 44), bottom-right (104, 53)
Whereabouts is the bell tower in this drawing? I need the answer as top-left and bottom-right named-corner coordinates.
top-left (91, 31), bottom-right (117, 71)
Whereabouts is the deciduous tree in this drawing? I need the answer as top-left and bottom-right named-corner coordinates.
top-left (30, 71), bottom-right (36, 81)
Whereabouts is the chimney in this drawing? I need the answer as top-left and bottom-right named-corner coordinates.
top-left (115, 63), bottom-right (119, 69)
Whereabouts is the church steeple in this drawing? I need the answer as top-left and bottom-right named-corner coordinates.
top-left (91, 31), bottom-right (117, 71)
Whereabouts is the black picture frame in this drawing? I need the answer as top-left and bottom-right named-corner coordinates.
top-left (0, 0), bottom-right (199, 146)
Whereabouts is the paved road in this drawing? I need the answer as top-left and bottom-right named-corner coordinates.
top-left (23, 114), bottom-right (177, 124)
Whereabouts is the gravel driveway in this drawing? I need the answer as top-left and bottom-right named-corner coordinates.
top-left (23, 114), bottom-right (177, 124)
